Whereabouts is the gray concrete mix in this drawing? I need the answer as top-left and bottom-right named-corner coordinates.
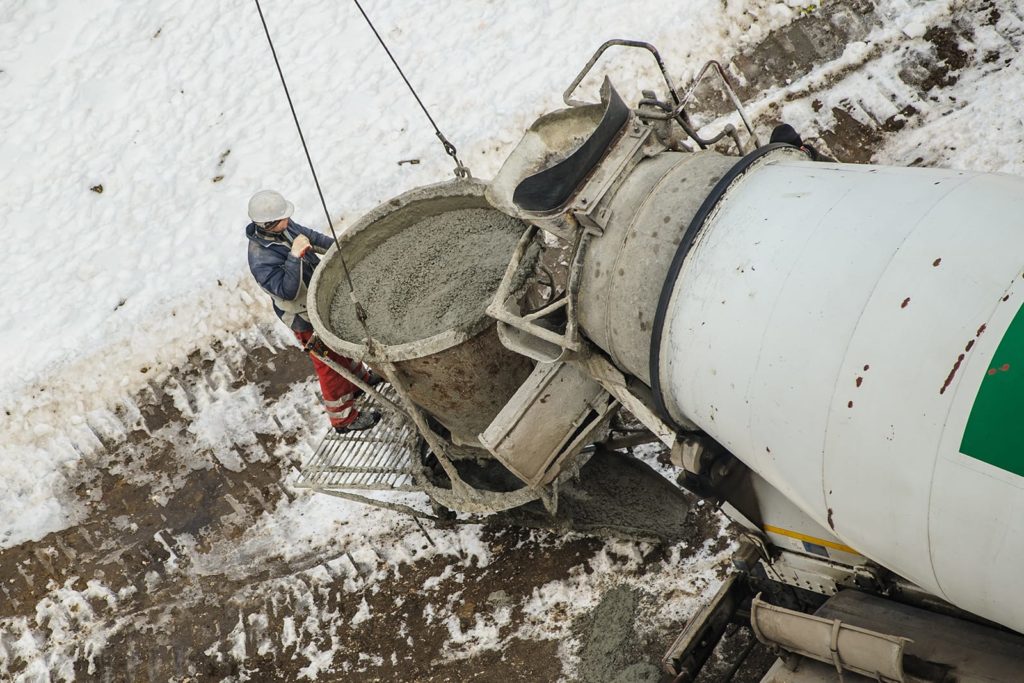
top-left (577, 586), bottom-right (662, 683)
top-left (329, 207), bottom-right (526, 346)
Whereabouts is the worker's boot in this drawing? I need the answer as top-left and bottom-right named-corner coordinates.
top-left (335, 410), bottom-right (382, 434)
top-left (353, 370), bottom-right (384, 400)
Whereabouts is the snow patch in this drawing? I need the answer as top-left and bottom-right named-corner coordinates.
top-left (350, 597), bottom-right (372, 626)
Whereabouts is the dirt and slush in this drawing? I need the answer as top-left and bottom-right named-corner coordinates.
top-left (329, 207), bottom-right (527, 345)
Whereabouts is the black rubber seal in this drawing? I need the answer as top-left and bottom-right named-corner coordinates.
top-left (513, 78), bottom-right (629, 213)
top-left (648, 143), bottom-right (801, 431)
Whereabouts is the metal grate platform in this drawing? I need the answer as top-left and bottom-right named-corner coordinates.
top-left (294, 384), bottom-right (422, 492)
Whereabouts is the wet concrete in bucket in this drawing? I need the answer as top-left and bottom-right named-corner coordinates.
top-left (329, 207), bottom-right (526, 345)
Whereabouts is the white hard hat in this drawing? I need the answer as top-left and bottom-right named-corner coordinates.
top-left (248, 190), bottom-right (295, 223)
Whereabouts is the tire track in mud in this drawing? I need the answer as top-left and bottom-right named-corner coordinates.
top-left (0, 326), bottom-right (309, 621)
top-left (0, 321), bottom-right (730, 682)
top-left (77, 526), bottom-right (605, 682)
top-left (0, 325), bottom-right (330, 680)
top-left (0, 321), bottom-right (403, 679)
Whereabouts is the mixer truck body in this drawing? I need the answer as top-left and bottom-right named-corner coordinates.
top-left (298, 42), bottom-right (1024, 679)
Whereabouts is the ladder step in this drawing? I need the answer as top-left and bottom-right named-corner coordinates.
top-left (294, 384), bottom-right (423, 493)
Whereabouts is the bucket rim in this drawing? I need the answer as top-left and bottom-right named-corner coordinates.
top-left (307, 177), bottom-right (501, 362)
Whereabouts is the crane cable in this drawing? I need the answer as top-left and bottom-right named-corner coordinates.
top-left (252, 0), bottom-right (372, 332)
top-left (252, 1), bottom-right (524, 508)
top-left (351, 0), bottom-right (470, 179)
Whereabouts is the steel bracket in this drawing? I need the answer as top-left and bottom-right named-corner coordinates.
top-left (661, 574), bottom-right (752, 681)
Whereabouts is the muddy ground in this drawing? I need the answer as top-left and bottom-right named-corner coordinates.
top-left (0, 333), bottom-right (767, 682)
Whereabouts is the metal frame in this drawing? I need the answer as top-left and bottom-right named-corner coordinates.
top-left (676, 60), bottom-right (760, 148)
top-left (564, 39), bottom-right (681, 109)
top-left (487, 225), bottom-right (589, 356)
top-left (293, 383), bottom-right (422, 493)
top-left (305, 340), bottom-right (597, 517)
top-left (297, 429), bottom-right (419, 491)
top-left (576, 351), bottom-right (680, 447)
top-left (487, 101), bottom-right (657, 360)
top-left (661, 574), bottom-right (753, 681)
top-left (563, 39), bottom-right (760, 155)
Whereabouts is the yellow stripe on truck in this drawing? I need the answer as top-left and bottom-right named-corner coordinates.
top-left (763, 524), bottom-right (860, 556)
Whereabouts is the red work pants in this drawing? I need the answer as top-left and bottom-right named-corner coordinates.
top-left (294, 330), bottom-right (366, 428)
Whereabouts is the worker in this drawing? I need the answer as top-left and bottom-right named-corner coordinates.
top-left (245, 189), bottom-right (381, 432)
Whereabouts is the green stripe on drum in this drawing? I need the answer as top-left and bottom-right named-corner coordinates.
top-left (960, 303), bottom-right (1024, 477)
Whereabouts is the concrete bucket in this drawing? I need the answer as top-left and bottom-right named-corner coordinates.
top-left (307, 178), bottom-right (534, 447)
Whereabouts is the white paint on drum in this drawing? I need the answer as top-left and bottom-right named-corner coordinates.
top-left (657, 155), bottom-right (1024, 632)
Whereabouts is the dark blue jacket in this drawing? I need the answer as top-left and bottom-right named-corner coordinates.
top-left (245, 220), bottom-right (334, 332)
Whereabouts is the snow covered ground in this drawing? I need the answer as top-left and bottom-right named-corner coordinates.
top-left (2, 0), bottom-right (808, 548)
top-left (4, 0), bottom-right (1024, 679)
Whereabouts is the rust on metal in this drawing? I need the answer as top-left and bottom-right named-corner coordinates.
top-left (940, 353), bottom-right (966, 395)
top-left (855, 377), bottom-right (863, 387)
top-left (827, 507), bottom-right (835, 530)
top-left (932, 257), bottom-right (942, 267)
top-left (988, 363), bottom-right (1012, 376)
top-left (901, 297), bottom-right (911, 309)
top-left (938, 322), bottom-right (991, 394)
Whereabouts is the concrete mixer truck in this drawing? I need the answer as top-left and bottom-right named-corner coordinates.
top-left (295, 41), bottom-right (1024, 680)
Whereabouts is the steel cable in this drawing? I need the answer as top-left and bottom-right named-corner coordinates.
top-left (253, 0), bottom-right (488, 513)
top-left (351, 0), bottom-right (470, 178)
top-left (252, 0), bottom-right (371, 330)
